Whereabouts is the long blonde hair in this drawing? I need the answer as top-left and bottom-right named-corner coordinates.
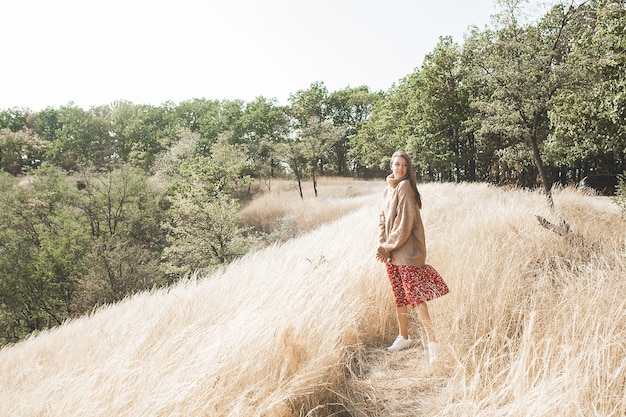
top-left (390, 150), bottom-right (422, 209)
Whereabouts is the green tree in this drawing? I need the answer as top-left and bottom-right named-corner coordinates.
top-left (0, 128), bottom-right (49, 175)
top-left (155, 129), bottom-right (252, 199)
top-left (407, 36), bottom-right (475, 181)
top-left (239, 97), bottom-right (289, 187)
top-left (175, 98), bottom-right (223, 151)
top-left (288, 81), bottom-right (330, 128)
top-left (0, 166), bottom-right (91, 344)
top-left (464, 1), bottom-right (581, 202)
top-left (0, 107), bottom-right (30, 132)
top-left (300, 117), bottom-right (345, 197)
top-left (547, 0), bottom-right (626, 178)
top-left (31, 107), bottom-right (62, 142)
top-left (162, 191), bottom-right (251, 277)
top-left (107, 101), bottom-right (180, 170)
top-left (327, 86), bottom-right (382, 175)
top-left (277, 135), bottom-right (308, 199)
top-left (175, 98), bottom-right (246, 154)
top-left (351, 77), bottom-right (420, 177)
top-left (75, 164), bottom-right (167, 306)
top-left (152, 128), bottom-right (200, 182)
top-left (159, 135), bottom-right (253, 276)
top-left (47, 104), bottom-right (113, 170)
top-left (281, 82), bottom-right (339, 196)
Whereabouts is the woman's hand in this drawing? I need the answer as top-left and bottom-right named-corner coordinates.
top-left (376, 246), bottom-right (390, 263)
top-left (376, 253), bottom-right (390, 263)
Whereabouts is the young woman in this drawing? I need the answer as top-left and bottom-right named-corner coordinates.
top-left (376, 150), bottom-right (449, 363)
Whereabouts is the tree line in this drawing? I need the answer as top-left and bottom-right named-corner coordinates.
top-left (2, 1), bottom-right (625, 188)
top-left (0, 0), bottom-right (624, 345)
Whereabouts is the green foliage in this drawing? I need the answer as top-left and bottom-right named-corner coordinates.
top-left (0, 107), bottom-right (30, 132)
top-left (350, 84), bottom-right (410, 174)
top-left (76, 164), bottom-right (159, 239)
top-left (0, 128), bottom-right (49, 175)
top-left (327, 86), bottom-right (382, 175)
top-left (155, 130), bottom-right (252, 199)
top-left (47, 104), bottom-right (113, 170)
top-left (152, 128), bottom-right (200, 182)
top-left (162, 192), bottom-right (252, 277)
top-left (0, 164), bottom-right (170, 344)
top-left (31, 107), bottom-right (61, 141)
top-left (239, 97), bottom-right (288, 181)
top-left (158, 133), bottom-right (254, 276)
top-left (548, 0), bottom-right (626, 175)
top-left (73, 164), bottom-right (168, 306)
top-left (0, 166), bottom-right (90, 344)
top-left (406, 36), bottom-right (474, 181)
top-left (288, 82), bottom-right (330, 128)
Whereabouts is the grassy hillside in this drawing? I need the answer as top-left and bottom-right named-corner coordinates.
top-left (1, 181), bottom-right (624, 416)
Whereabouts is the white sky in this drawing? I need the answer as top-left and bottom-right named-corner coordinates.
top-left (1, 0), bottom-right (557, 111)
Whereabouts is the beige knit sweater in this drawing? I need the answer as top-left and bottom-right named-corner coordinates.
top-left (377, 175), bottom-right (426, 267)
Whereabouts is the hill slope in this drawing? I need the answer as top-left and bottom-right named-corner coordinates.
top-left (1, 183), bottom-right (625, 416)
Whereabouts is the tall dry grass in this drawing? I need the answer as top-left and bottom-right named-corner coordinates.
top-left (240, 177), bottom-right (381, 236)
top-left (1, 180), bottom-right (624, 416)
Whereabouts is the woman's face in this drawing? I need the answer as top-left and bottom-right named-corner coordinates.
top-left (391, 156), bottom-right (408, 179)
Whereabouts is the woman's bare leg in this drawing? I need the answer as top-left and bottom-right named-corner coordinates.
top-left (396, 305), bottom-right (409, 339)
top-left (416, 302), bottom-right (436, 342)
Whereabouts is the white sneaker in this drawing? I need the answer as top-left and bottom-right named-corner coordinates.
top-left (427, 342), bottom-right (438, 364)
top-left (388, 335), bottom-right (412, 352)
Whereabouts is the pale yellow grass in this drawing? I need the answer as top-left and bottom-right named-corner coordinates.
top-left (241, 177), bottom-right (381, 234)
top-left (1, 181), bottom-right (625, 416)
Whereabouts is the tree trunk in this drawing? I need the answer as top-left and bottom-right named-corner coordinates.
top-left (294, 165), bottom-right (304, 200)
top-left (528, 133), bottom-right (553, 207)
top-left (312, 167), bottom-right (318, 198)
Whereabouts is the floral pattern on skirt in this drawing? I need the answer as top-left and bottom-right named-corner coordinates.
top-left (385, 262), bottom-right (449, 307)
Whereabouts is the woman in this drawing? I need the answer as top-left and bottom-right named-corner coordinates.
top-left (376, 150), bottom-right (449, 363)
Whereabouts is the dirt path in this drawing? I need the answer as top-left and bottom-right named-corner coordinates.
top-left (345, 344), bottom-right (451, 416)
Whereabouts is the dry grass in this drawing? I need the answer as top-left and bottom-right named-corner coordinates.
top-left (1, 180), bottom-right (624, 416)
top-left (241, 177), bottom-right (381, 235)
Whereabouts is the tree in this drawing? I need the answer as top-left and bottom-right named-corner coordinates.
top-left (406, 36), bottom-right (474, 181)
top-left (159, 135), bottom-right (253, 276)
top-left (31, 107), bottom-right (61, 142)
top-left (162, 192), bottom-right (251, 277)
top-left (75, 164), bottom-right (167, 306)
top-left (350, 82), bottom-right (413, 176)
top-left (184, 134), bottom-right (252, 200)
top-left (0, 107), bottom-right (30, 132)
top-left (300, 117), bottom-right (345, 197)
top-left (174, 98), bottom-right (246, 155)
top-left (277, 135), bottom-right (308, 199)
top-left (288, 82), bottom-right (330, 128)
top-left (152, 128), bottom-right (201, 182)
top-left (239, 97), bottom-right (289, 187)
top-left (47, 104), bottom-right (113, 170)
top-left (0, 166), bottom-right (91, 343)
top-left (327, 86), bottom-right (382, 175)
top-left (547, 0), bottom-right (626, 178)
top-left (284, 82), bottom-right (346, 196)
top-left (108, 101), bottom-right (179, 170)
top-left (0, 128), bottom-right (49, 175)
top-left (464, 1), bottom-right (581, 203)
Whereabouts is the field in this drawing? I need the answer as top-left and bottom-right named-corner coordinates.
top-left (1, 178), bottom-right (625, 416)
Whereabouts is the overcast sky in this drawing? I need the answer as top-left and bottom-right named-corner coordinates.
top-left (1, 0), bottom-right (558, 111)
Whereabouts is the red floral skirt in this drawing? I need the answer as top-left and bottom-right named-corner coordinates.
top-left (385, 262), bottom-right (449, 307)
